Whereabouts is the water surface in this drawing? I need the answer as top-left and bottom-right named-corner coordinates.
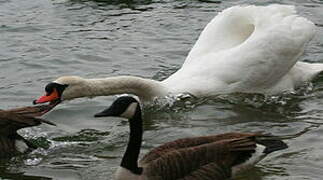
top-left (1, 0), bottom-right (323, 179)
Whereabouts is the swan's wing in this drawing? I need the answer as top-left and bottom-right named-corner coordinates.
top-left (163, 5), bottom-right (315, 96)
top-left (224, 13), bottom-right (315, 93)
top-left (139, 132), bottom-right (256, 165)
top-left (184, 5), bottom-right (264, 63)
top-left (184, 5), bottom-right (314, 65)
top-left (142, 137), bottom-right (258, 179)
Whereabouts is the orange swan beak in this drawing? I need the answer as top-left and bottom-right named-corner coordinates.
top-left (33, 89), bottom-right (59, 104)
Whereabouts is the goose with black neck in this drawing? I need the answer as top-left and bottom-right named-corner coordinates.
top-left (94, 96), bottom-right (288, 180)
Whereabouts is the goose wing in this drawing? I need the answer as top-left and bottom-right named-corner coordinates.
top-left (0, 105), bottom-right (55, 136)
top-left (5, 104), bottom-right (54, 117)
top-left (180, 162), bottom-right (231, 180)
top-left (141, 136), bottom-right (260, 179)
top-left (140, 132), bottom-right (256, 165)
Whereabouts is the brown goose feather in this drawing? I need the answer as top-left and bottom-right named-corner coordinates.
top-left (4, 104), bottom-right (54, 117)
top-left (140, 132), bottom-right (258, 165)
top-left (141, 135), bottom-right (261, 179)
top-left (180, 162), bottom-right (231, 180)
top-left (0, 105), bottom-right (55, 157)
top-left (95, 96), bottom-right (288, 180)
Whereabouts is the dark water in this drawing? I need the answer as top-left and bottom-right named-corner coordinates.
top-left (1, 0), bottom-right (323, 179)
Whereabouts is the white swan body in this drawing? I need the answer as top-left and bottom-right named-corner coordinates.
top-left (162, 4), bottom-right (319, 96)
top-left (34, 5), bottom-right (322, 103)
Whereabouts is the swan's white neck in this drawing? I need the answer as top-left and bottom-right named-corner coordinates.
top-left (61, 76), bottom-right (168, 101)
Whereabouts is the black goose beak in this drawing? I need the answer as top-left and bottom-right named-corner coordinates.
top-left (94, 107), bottom-right (115, 117)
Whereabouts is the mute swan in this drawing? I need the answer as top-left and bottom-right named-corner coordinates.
top-left (94, 96), bottom-right (288, 180)
top-left (33, 4), bottom-right (321, 106)
top-left (0, 105), bottom-right (55, 157)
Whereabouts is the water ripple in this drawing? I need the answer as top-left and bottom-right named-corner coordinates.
top-left (1, 0), bottom-right (323, 179)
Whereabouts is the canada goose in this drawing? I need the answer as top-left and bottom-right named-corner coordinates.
top-left (33, 4), bottom-right (321, 107)
top-left (0, 105), bottom-right (55, 157)
top-left (94, 96), bottom-right (288, 179)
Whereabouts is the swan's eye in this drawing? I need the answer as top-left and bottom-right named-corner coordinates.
top-left (45, 83), bottom-right (56, 95)
top-left (45, 83), bottom-right (68, 96)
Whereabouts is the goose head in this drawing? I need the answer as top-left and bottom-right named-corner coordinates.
top-left (94, 96), bottom-right (140, 119)
top-left (94, 96), bottom-right (144, 176)
top-left (33, 76), bottom-right (86, 106)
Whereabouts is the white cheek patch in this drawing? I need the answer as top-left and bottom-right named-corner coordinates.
top-left (115, 166), bottom-right (141, 180)
top-left (120, 103), bottom-right (138, 119)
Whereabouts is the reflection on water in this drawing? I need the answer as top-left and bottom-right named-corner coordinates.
top-left (1, 0), bottom-right (323, 179)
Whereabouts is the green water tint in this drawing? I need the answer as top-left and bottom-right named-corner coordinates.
top-left (28, 137), bottom-right (52, 150)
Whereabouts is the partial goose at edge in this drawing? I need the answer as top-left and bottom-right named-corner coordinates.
top-left (0, 105), bottom-right (55, 158)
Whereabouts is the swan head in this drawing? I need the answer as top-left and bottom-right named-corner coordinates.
top-left (94, 96), bottom-right (140, 119)
top-left (33, 76), bottom-right (87, 106)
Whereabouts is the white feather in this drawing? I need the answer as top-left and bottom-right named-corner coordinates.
top-left (15, 140), bottom-right (29, 153)
top-left (232, 144), bottom-right (266, 176)
top-left (162, 4), bottom-right (318, 96)
top-left (51, 4), bottom-right (320, 102)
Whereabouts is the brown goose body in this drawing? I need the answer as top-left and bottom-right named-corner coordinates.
top-left (95, 96), bottom-right (288, 180)
top-left (139, 133), bottom-right (285, 180)
top-left (0, 105), bottom-right (55, 157)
